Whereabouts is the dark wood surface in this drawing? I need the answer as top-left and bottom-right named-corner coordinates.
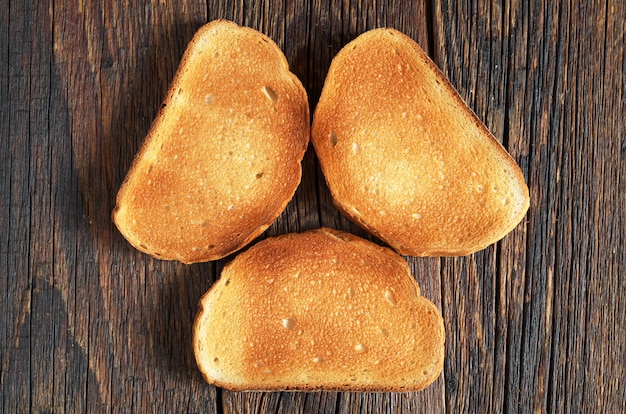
top-left (1, 0), bottom-right (624, 412)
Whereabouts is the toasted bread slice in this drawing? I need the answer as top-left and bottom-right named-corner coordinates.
top-left (311, 28), bottom-right (529, 256)
top-left (113, 20), bottom-right (309, 263)
top-left (193, 228), bottom-right (445, 391)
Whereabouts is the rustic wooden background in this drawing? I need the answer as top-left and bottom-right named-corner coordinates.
top-left (1, 0), bottom-right (624, 412)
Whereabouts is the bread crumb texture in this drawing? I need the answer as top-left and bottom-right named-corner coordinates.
top-left (193, 228), bottom-right (445, 391)
top-left (312, 28), bottom-right (529, 256)
top-left (113, 20), bottom-right (309, 263)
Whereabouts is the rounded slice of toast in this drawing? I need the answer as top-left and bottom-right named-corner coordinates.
top-left (113, 20), bottom-right (309, 263)
top-left (193, 228), bottom-right (445, 391)
top-left (312, 28), bottom-right (529, 256)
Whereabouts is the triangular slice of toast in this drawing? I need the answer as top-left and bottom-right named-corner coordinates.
top-left (193, 228), bottom-right (445, 391)
top-left (113, 20), bottom-right (309, 263)
top-left (312, 28), bottom-right (529, 256)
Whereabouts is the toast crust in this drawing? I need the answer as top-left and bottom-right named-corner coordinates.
top-left (113, 20), bottom-right (309, 263)
top-left (312, 28), bottom-right (529, 256)
top-left (193, 228), bottom-right (445, 391)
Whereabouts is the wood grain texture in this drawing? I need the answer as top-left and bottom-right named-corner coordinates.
top-left (1, 0), bottom-right (624, 412)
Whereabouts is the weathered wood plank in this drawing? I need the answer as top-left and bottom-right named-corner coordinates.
top-left (589, 1), bottom-right (626, 409)
top-left (0, 0), bottom-right (12, 410)
top-left (49, 4), bottom-right (89, 410)
top-left (54, 1), bottom-right (115, 410)
top-left (495, 2), bottom-right (533, 412)
top-left (2, 0), bottom-right (35, 411)
top-left (547, 3), bottom-right (589, 412)
top-left (0, 0), bottom-right (8, 407)
top-left (28, 0), bottom-right (56, 410)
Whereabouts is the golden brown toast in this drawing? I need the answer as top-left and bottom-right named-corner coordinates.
top-left (193, 228), bottom-right (445, 391)
top-left (312, 28), bottom-right (529, 256)
top-left (113, 20), bottom-right (309, 263)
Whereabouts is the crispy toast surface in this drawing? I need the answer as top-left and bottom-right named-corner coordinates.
top-left (193, 228), bottom-right (445, 391)
top-left (312, 28), bottom-right (529, 256)
top-left (113, 20), bottom-right (309, 263)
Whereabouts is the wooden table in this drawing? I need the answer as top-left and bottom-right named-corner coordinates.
top-left (2, 0), bottom-right (624, 412)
